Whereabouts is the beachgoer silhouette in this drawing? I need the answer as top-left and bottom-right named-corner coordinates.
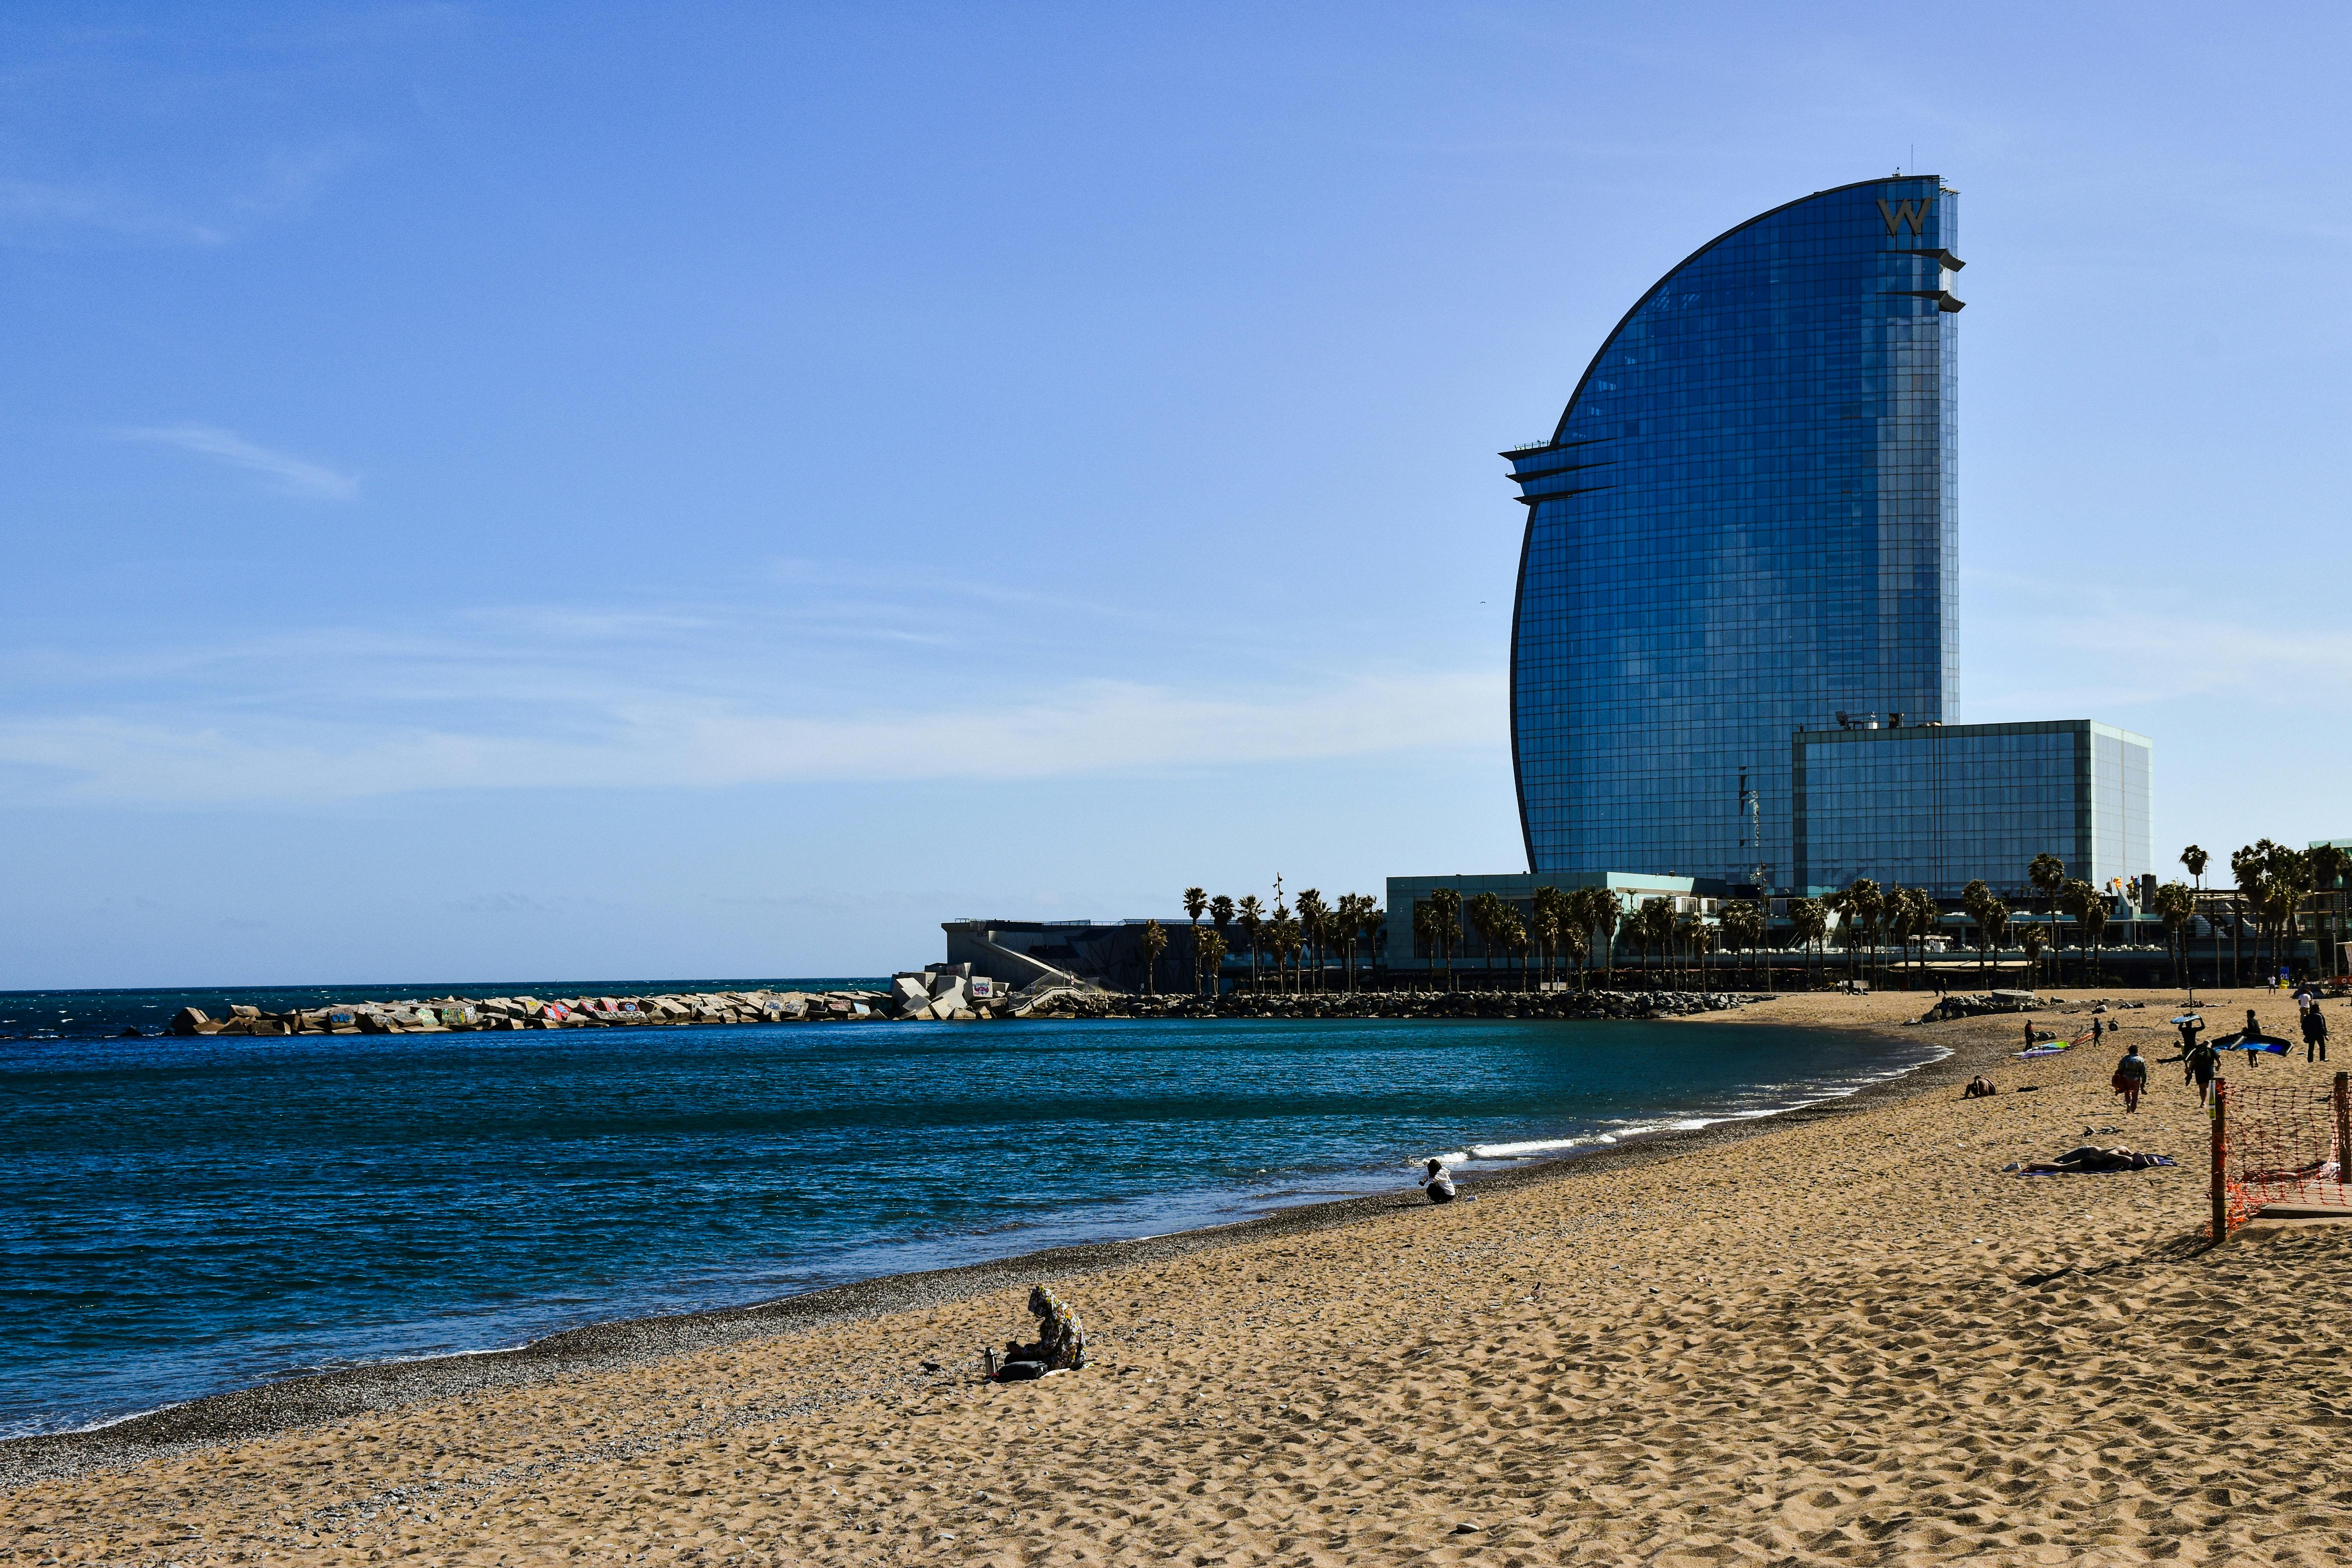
top-left (2112, 1047), bottom-right (2147, 1112)
top-left (1419, 1158), bottom-right (1458, 1204)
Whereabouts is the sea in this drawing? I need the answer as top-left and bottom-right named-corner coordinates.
top-left (0, 979), bottom-right (1943, 1440)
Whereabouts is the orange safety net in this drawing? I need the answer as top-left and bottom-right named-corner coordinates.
top-left (2218, 1079), bottom-right (2352, 1232)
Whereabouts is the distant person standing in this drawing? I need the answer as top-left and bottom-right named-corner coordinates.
top-left (2111, 1046), bottom-right (2147, 1112)
top-left (2305, 1003), bottom-right (2330, 1063)
top-left (2176, 1014), bottom-right (2206, 1082)
top-left (2239, 1007), bottom-right (2268, 1068)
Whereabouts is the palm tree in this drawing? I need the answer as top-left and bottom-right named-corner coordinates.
top-left (1139, 919), bottom-right (1168, 995)
top-left (2308, 845), bottom-right (2348, 982)
top-left (1427, 887), bottom-right (1463, 992)
top-left (1196, 929), bottom-right (1228, 997)
top-left (1358, 900), bottom-right (1386, 990)
top-left (1583, 887), bottom-right (1623, 989)
top-left (1977, 898), bottom-right (2010, 981)
top-left (1274, 911), bottom-right (1303, 994)
top-left (1330, 893), bottom-right (1361, 991)
top-left (1820, 888), bottom-right (1855, 984)
top-left (1183, 887), bottom-right (1207, 996)
top-left (2029, 853), bottom-right (2066, 928)
top-left (1235, 895), bottom-right (1265, 993)
top-left (1466, 892), bottom-right (1507, 983)
top-left (1961, 880), bottom-right (1992, 984)
top-left (1719, 900), bottom-right (1763, 989)
top-left (1494, 907), bottom-right (1530, 990)
top-left (1846, 879), bottom-right (1885, 990)
top-left (2229, 844), bottom-right (2267, 987)
top-left (2180, 843), bottom-right (2211, 987)
top-left (1412, 902), bottom-right (1441, 993)
top-left (1296, 889), bottom-right (1329, 992)
top-left (1788, 897), bottom-right (1826, 985)
top-left (2018, 922), bottom-right (2047, 988)
top-left (2154, 881), bottom-right (2195, 989)
top-left (1676, 909), bottom-right (1709, 991)
top-left (1531, 886), bottom-right (1572, 992)
top-left (1640, 899), bottom-right (1677, 985)
top-left (2059, 878), bottom-right (2103, 985)
top-left (2253, 841), bottom-right (2312, 984)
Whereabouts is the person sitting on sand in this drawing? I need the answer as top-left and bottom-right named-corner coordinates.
top-left (1420, 1158), bottom-right (1458, 1204)
top-left (1964, 1075), bottom-right (1997, 1099)
top-left (993, 1285), bottom-right (1089, 1380)
top-left (2111, 1046), bottom-right (2147, 1113)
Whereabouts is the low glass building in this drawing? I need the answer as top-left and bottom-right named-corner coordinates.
top-left (1505, 175), bottom-right (1962, 887)
top-left (1791, 720), bottom-right (2152, 895)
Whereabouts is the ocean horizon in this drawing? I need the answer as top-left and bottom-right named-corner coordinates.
top-left (4, 992), bottom-right (1943, 1439)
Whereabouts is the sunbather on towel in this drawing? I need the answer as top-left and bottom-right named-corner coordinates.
top-left (2018, 1145), bottom-right (2169, 1174)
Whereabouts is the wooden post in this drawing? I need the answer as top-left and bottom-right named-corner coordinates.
top-left (2334, 1072), bottom-right (2350, 1193)
top-left (2210, 1078), bottom-right (2230, 1240)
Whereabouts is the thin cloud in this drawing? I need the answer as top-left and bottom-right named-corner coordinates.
top-left (0, 673), bottom-right (1504, 806)
top-left (0, 179), bottom-right (229, 247)
top-left (118, 425), bottom-right (359, 501)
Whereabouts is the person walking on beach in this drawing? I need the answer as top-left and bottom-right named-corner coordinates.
top-left (2237, 1007), bottom-right (2267, 1068)
top-left (2186, 1037), bottom-right (2218, 1105)
top-left (2305, 1003), bottom-right (2330, 1063)
top-left (1420, 1158), bottom-right (1458, 1204)
top-left (2175, 1013), bottom-right (2205, 1080)
top-left (2112, 1046), bottom-right (2148, 1113)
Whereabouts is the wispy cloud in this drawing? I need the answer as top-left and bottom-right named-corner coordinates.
top-left (1962, 569), bottom-right (2352, 715)
top-left (117, 425), bottom-right (359, 501)
top-left (0, 672), bottom-right (1503, 806)
top-left (0, 178), bottom-right (229, 247)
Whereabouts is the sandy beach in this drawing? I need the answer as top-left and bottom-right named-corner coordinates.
top-left (7, 987), bottom-right (2349, 1565)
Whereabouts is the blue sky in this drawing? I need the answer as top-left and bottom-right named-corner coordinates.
top-left (4, 2), bottom-right (2347, 987)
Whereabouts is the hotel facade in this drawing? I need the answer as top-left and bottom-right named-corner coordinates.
top-left (1491, 176), bottom-right (2150, 901)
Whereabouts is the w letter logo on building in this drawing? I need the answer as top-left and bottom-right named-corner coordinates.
top-left (1878, 198), bottom-right (1931, 236)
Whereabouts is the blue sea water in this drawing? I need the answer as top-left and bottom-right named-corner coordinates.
top-left (0, 982), bottom-right (1940, 1439)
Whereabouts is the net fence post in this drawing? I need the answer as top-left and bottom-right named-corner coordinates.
top-left (2210, 1077), bottom-right (2229, 1240)
top-left (2336, 1072), bottom-right (2350, 1192)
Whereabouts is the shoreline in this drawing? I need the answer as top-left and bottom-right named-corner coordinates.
top-left (13, 985), bottom-right (2336, 1563)
top-left (0, 1004), bottom-right (1991, 1490)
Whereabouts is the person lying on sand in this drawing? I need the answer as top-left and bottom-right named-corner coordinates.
top-left (2011, 1145), bottom-right (2174, 1174)
top-left (1964, 1076), bottom-right (1997, 1098)
top-left (990, 1285), bottom-right (1090, 1381)
top-left (1420, 1158), bottom-right (1458, 1204)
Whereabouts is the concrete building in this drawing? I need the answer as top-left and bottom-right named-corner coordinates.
top-left (1793, 719), bottom-right (2153, 896)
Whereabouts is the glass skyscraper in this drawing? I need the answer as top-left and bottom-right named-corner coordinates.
top-left (1505, 176), bottom-right (1962, 888)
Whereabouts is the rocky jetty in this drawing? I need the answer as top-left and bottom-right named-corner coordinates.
top-left (1007, 988), bottom-right (1778, 1022)
top-left (167, 988), bottom-right (891, 1036)
top-left (160, 983), bottom-right (1778, 1037)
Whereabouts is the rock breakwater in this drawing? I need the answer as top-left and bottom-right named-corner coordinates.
top-left (159, 985), bottom-right (1777, 1036)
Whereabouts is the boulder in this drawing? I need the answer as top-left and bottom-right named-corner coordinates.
top-left (169, 1006), bottom-right (211, 1036)
top-left (891, 975), bottom-right (935, 1016)
top-left (928, 977), bottom-right (970, 1014)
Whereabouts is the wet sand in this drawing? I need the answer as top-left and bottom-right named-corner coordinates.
top-left (7, 987), bottom-right (2348, 1564)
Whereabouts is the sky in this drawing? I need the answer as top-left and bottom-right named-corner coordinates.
top-left (4, 2), bottom-right (2348, 988)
